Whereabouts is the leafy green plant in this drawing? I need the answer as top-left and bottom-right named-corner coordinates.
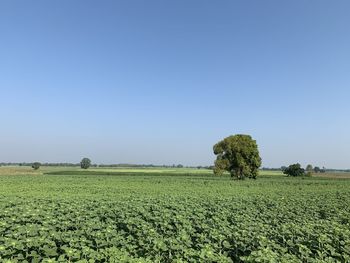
top-left (0, 171), bottom-right (349, 262)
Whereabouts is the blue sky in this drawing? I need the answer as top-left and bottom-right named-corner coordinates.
top-left (1, 1), bottom-right (350, 168)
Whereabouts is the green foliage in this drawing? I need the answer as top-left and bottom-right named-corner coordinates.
top-left (306, 164), bottom-right (313, 172)
top-left (31, 162), bottom-right (41, 170)
top-left (80, 158), bottom-right (91, 169)
top-left (283, 163), bottom-right (305, 177)
top-left (213, 134), bottom-right (261, 179)
top-left (0, 171), bottom-right (350, 262)
top-left (314, 166), bottom-right (326, 174)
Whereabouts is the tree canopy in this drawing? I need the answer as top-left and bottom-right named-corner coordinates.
top-left (80, 158), bottom-right (91, 169)
top-left (283, 163), bottom-right (305, 177)
top-left (213, 134), bottom-right (261, 179)
top-left (31, 162), bottom-right (41, 170)
top-left (306, 164), bottom-right (313, 172)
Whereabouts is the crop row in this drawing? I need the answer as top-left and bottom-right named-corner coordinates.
top-left (1, 192), bottom-right (350, 262)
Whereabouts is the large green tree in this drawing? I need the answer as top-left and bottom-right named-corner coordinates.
top-left (80, 158), bottom-right (91, 169)
top-left (213, 134), bottom-right (261, 179)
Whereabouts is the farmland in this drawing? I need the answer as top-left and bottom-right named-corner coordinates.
top-left (0, 167), bottom-right (350, 262)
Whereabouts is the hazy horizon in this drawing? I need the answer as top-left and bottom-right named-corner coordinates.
top-left (1, 1), bottom-right (350, 169)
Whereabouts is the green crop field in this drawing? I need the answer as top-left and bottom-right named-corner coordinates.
top-left (0, 167), bottom-right (350, 262)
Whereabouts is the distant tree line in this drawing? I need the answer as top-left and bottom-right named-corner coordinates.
top-left (260, 167), bottom-right (283, 171)
top-left (261, 166), bottom-right (332, 173)
top-left (282, 163), bottom-right (329, 177)
top-left (0, 162), bottom-right (214, 170)
top-left (1, 161), bottom-right (348, 174)
top-left (0, 162), bottom-right (82, 167)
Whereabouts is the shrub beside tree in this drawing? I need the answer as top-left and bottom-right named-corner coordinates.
top-left (213, 134), bottom-right (261, 179)
top-left (306, 164), bottom-right (313, 176)
top-left (313, 166), bottom-right (326, 173)
top-left (32, 162), bottom-right (41, 170)
top-left (283, 163), bottom-right (305, 177)
top-left (306, 164), bottom-right (313, 172)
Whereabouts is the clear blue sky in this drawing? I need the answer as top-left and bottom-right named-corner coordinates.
top-left (1, 1), bottom-right (350, 168)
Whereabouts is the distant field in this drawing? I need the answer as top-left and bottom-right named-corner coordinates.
top-left (0, 166), bottom-right (284, 177)
top-left (2, 165), bottom-right (349, 179)
top-left (312, 172), bottom-right (350, 179)
top-left (0, 166), bottom-right (349, 262)
top-left (0, 166), bottom-right (214, 176)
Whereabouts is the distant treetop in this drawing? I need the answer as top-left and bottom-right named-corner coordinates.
top-left (32, 162), bottom-right (41, 170)
top-left (80, 158), bottom-right (91, 169)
